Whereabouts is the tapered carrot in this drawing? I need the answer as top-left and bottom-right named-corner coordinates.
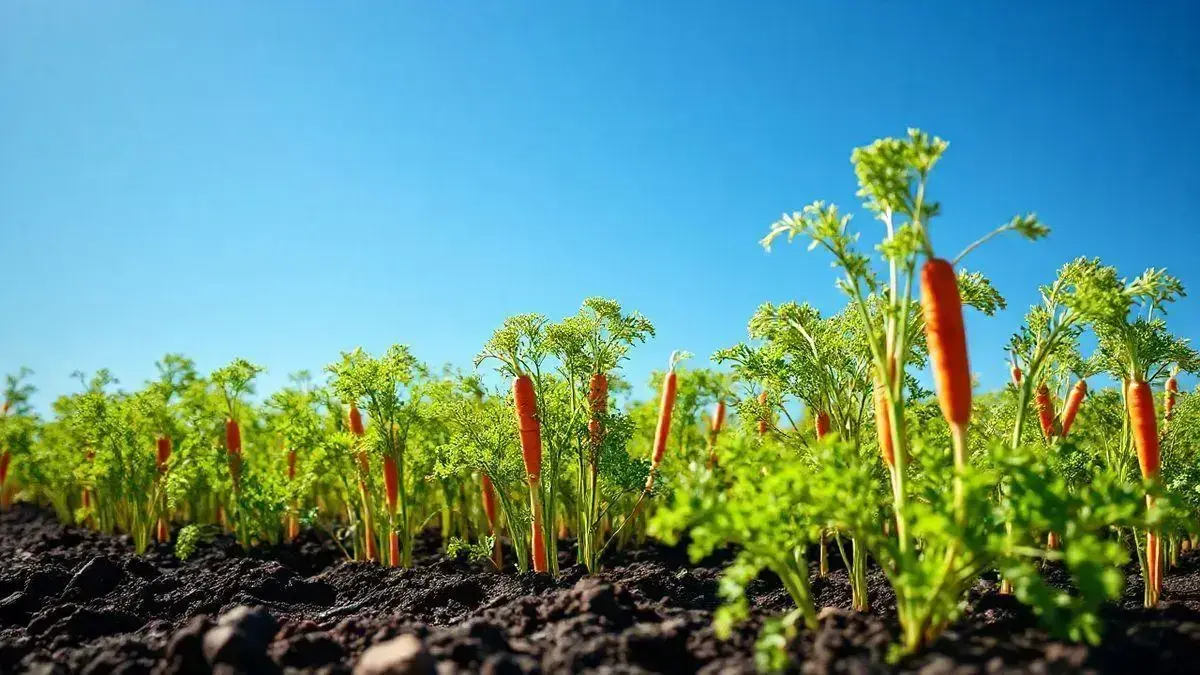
top-left (1127, 380), bottom-right (1161, 479)
top-left (874, 353), bottom-right (897, 468)
top-left (921, 259), bottom-right (972, 430)
top-left (873, 378), bottom-right (895, 467)
top-left (156, 436), bottom-right (172, 471)
top-left (756, 391), bottom-right (770, 436)
top-left (814, 411), bottom-right (831, 440)
top-left (711, 400), bottom-right (727, 435)
top-left (286, 448), bottom-right (299, 541)
top-left (346, 405), bottom-right (377, 561)
top-left (649, 366), bottom-right (678, 472)
top-left (383, 456), bottom-right (399, 566)
top-left (922, 257), bottom-right (971, 519)
top-left (225, 419), bottom-right (242, 455)
top-left (481, 474), bottom-right (502, 567)
top-left (225, 418), bottom-right (242, 487)
top-left (1011, 363), bottom-right (1022, 386)
top-left (1060, 380), bottom-right (1087, 437)
top-left (1128, 378), bottom-right (1162, 604)
top-left (1165, 375), bottom-right (1179, 422)
top-left (1035, 383), bottom-right (1057, 440)
top-left (513, 374), bottom-right (547, 573)
top-left (588, 373), bottom-right (608, 448)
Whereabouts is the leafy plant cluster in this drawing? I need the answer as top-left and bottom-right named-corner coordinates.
top-left (2, 131), bottom-right (1200, 670)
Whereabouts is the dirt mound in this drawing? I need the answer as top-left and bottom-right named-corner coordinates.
top-left (2, 504), bottom-right (1200, 673)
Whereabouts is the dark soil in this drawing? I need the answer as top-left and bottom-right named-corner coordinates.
top-left (2, 505), bottom-right (1199, 674)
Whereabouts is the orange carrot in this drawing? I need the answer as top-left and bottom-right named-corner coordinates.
top-left (873, 377), bottom-right (895, 467)
top-left (156, 436), bottom-right (172, 472)
top-left (383, 456), bottom-right (399, 512)
top-left (1127, 379), bottom-right (1161, 479)
top-left (650, 369), bottom-right (678, 469)
top-left (224, 418), bottom-right (242, 487)
top-left (349, 405), bottom-right (365, 436)
top-left (874, 352), bottom-right (897, 468)
top-left (224, 419), bottom-right (242, 455)
top-left (814, 411), bottom-right (831, 440)
top-left (588, 373), bottom-right (608, 448)
top-left (1011, 364), bottom-right (1022, 386)
top-left (1165, 375), bottom-right (1179, 422)
top-left (756, 391), bottom-right (770, 436)
top-left (383, 456), bottom-right (400, 568)
top-left (346, 405), bottom-right (377, 561)
top-left (286, 449), bottom-right (299, 541)
top-left (921, 258), bottom-right (972, 430)
top-left (1060, 380), bottom-right (1087, 437)
top-left (1035, 383), bottom-right (1057, 440)
top-left (514, 375), bottom-right (543, 480)
top-left (712, 400), bottom-right (727, 434)
top-left (481, 474), bottom-right (502, 567)
top-left (1128, 378), bottom-right (1162, 602)
top-left (513, 374), bottom-right (547, 573)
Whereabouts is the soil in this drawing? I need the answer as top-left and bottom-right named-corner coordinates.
top-left (2, 504), bottom-right (1199, 674)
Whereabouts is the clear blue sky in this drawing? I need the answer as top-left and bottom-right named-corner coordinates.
top-left (2, 2), bottom-right (1198, 410)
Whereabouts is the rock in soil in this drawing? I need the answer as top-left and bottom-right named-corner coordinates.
top-left (2, 503), bottom-right (1200, 673)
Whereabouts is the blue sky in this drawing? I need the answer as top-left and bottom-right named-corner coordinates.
top-left (2, 2), bottom-right (1198, 409)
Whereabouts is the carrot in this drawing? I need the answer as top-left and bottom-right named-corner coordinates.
top-left (814, 411), bottom-right (831, 440)
top-left (1035, 383), bottom-right (1057, 440)
top-left (513, 374), bottom-right (547, 573)
top-left (1127, 379), bottom-right (1161, 479)
top-left (381, 456), bottom-right (398, 512)
top-left (225, 418), bottom-right (242, 487)
top-left (873, 377), bottom-right (895, 467)
top-left (0, 451), bottom-right (9, 490)
top-left (224, 419), bottom-right (242, 455)
top-left (286, 449), bottom-right (299, 541)
top-left (156, 436), bottom-right (172, 472)
top-left (1059, 380), bottom-right (1087, 437)
top-left (921, 258), bottom-right (972, 430)
top-left (1127, 378), bottom-right (1162, 604)
top-left (756, 391), bottom-right (770, 436)
top-left (588, 372), bottom-right (608, 448)
top-left (1011, 363), bottom-right (1022, 386)
top-left (346, 405), bottom-right (377, 561)
top-left (481, 474), bottom-right (502, 567)
top-left (1165, 375), bottom-right (1179, 422)
top-left (384, 454), bottom-right (400, 567)
top-left (514, 375), bottom-right (543, 480)
top-left (650, 367), bottom-right (678, 470)
top-left (712, 400), bottom-right (727, 435)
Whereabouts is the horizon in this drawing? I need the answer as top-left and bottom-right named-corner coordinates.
top-left (3, 2), bottom-right (1198, 411)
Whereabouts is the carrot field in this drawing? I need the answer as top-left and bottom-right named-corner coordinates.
top-left (3, 129), bottom-right (1200, 673)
